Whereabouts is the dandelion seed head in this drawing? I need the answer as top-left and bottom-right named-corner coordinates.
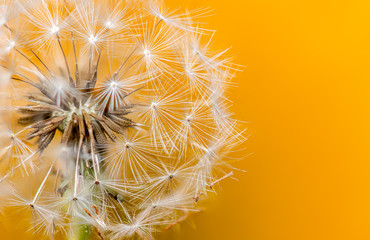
top-left (49, 25), bottom-right (59, 35)
top-left (105, 20), bottom-right (114, 29)
top-left (88, 34), bottom-right (98, 44)
top-left (7, 40), bottom-right (15, 50)
top-left (143, 49), bottom-right (151, 58)
top-left (110, 81), bottom-right (117, 88)
top-left (0, 0), bottom-right (245, 238)
top-left (151, 102), bottom-right (157, 109)
top-left (186, 115), bottom-right (192, 122)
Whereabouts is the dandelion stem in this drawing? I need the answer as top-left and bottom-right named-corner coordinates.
top-left (30, 50), bottom-right (55, 80)
top-left (82, 111), bottom-right (100, 179)
top-left (209, 171), bottom-right (234, 189)
top-left (14, 48), bottom-right (50, 81)
top-left (56, 33), bottom-right (75, 87)
top-left (74, 116), bottom-right (85, 197)
top-left (71, 32), bottom-right (80, 87)
top-left (31, 157), bottom-right (57, 204)
top-left (112, 47), bottom-right (137, 79)
top-left (155, 18), bottom-right (163, 29)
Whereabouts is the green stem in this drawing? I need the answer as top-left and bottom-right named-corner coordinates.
top-left (69, 223), bottom-right (92, 240)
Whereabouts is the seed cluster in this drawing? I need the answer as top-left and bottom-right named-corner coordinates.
top-left (0, 0), bottom-right (245, 239)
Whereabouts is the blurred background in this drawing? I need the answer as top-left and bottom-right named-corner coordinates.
top-left (161, 0), bottom-right (370, 239)
top-left (3, 0), bottom-right (370, 239)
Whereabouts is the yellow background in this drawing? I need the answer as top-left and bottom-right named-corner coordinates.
top-left (161, 0), bottom-right (370, 239)
top-left (3, 0), bottom-right (370, 239)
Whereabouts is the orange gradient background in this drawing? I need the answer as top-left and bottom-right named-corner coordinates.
top-left (2, 0), bottom-right (370, 239)
top-left (162, 0), bottom-right (370, 239)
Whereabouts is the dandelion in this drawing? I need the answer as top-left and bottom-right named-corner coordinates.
top-left (0, 0), bottom-right (245, 239)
